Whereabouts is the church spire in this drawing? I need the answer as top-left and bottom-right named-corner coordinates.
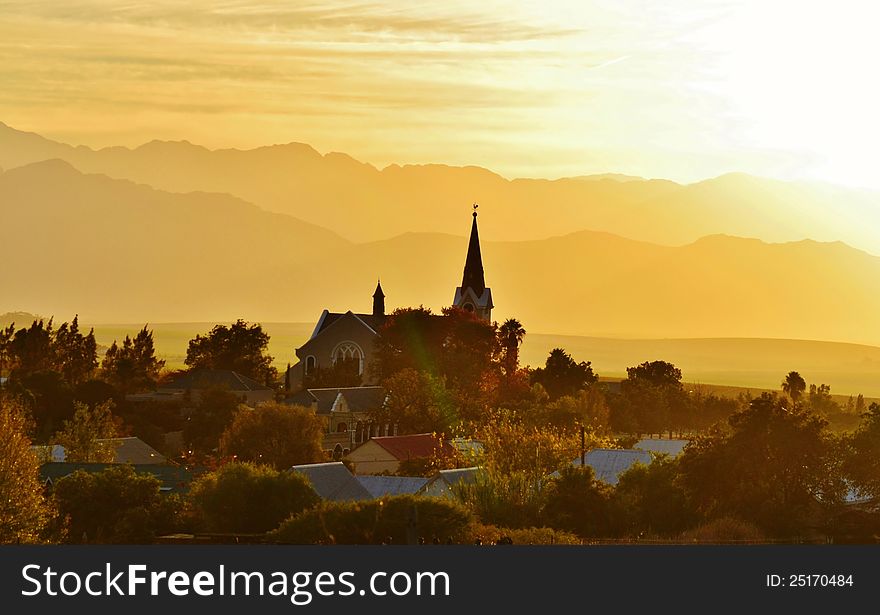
top-left (372, 279), bottom-right (385, 317)
top-left (453, 204), bottom-right (493, 320)
top-left (461, 205), bottom-right (486, 296)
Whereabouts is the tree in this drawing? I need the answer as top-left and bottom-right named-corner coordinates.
top-left (498, 318), bottom-right (526, 378)
top-left (807, 383), bottom-right (839, 417)
top-left (53, 465), bottom-right (178, 543)
top-left (542, 466), bottom-right (616, 538)
top-left (270, 495), bottom-right (473, 545)
top-left (7, 319), bottom-right (55, 378)
top-left (302, 359), bottom-right (361, 389)
top-left (0, 394), bottom-right (53, 543)
top-left (101, 326), bottom-right (165, 394)
top-left (782, 371), bottom-right (807, 405)
top-left (53, 401), bottom-right (119, 463)
top-left (183, 387), bottom-right (241, 456)
top-left (373, 368), bottom-right (457, 435)
top-left (53, 316), bottom-right (98, 385)
top-left (620, 360), bottom-right (687, 436)
top-left (185, 320), bottom-right (277, 385)
top-left (843, 402), bottom-right (880, 498)
top-left (614, 456), bottom-right (695, 537)
top-left (189, 463), bottom-right (319, 534)
top-left (220, 402), bottom-right (324, 469)
top-left (0, 323), bottom-right (14, 377)
top-left (678, 393), bottom-right (841, 537)
top-left (530, 348), bottom-right (597, 400)
top-left (531, 387), bottom-right (610, 431)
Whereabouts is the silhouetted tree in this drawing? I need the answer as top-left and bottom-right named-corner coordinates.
top-left (843, 402), bottom-right (880, 499)
top-left (498, 318), bottom-right (526, 378)
top-left (530, 348), bottom-right (597, 400)
top-left (101, 326), bottom-right (165, 394)
top-left (183, 387), bottom-right (241, 456)
top-left (678, 393), bottom-right (842, 537)
top-left (782, 371), bottom-right (807, 405)
top-left (185, 320), bottom-right (277, 385)
top-left (542, 466), bottom-right (616, 538)
top-left (53, 316), bottom-right (97, 385)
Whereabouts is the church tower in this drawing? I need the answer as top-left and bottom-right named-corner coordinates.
top-left (453, 205), bottom-right (493, 321)
top-left (373, 279), bottom-right (385, 317)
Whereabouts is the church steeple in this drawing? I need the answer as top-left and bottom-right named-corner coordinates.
top-left (372, 279), bottom-right (385, 317)
top-left (461, 208), bottom-right (486, 296)
top-left (453, 204), bottom-right (493, 320)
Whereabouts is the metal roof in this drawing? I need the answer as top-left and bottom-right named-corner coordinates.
top-left (356, 475), bottom-right (428, 498)
top-left (290, 462), bottom-right (372, 501)
top-left (571, 449), bottom-right (653, 485)
top-left (633, 438), bottom-right (690, 457)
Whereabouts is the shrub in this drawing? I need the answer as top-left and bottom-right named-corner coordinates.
top-left (680, 517), bottom-right (765, 543)
top-left (469, 523), bottom-right (581, 545)
top-left (189, 462), bottom-right (319, 534)
top-left (270, 495), bottom-right (473, 544)
top-left (53, 465), bottom-right (175, 544)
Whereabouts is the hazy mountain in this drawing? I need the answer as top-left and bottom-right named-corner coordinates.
top-left (3, 159), bottom-right (880, 346)
top-left (3, 122), bottom-right (879, 252)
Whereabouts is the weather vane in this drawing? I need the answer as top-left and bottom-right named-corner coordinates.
top-left (473, 202), bottom-right (479, 217)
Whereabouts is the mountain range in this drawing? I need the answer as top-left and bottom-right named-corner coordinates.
top-left (2, 122), bottom-right (879, 253)
top-left (3, 155), bottom-right (880, 346)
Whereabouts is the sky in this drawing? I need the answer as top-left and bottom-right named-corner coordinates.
top-left (1, 0), bottom-right (879, 187)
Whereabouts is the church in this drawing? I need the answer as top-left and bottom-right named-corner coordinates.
top-left (286, 208), bottom-right (493, 391)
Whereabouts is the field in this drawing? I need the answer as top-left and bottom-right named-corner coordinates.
top-left (85, 322), bottom-right (880, 399)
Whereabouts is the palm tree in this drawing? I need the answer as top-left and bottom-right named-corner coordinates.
top-left (499, 318), bottom-right (526, 377)
top-left (782, 371), bottom-right (806, 405)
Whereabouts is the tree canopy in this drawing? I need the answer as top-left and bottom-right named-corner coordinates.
top-left (185, 320), bottom-right (277, 385)
top-left (530, 348), bottom-right (597, 400)
top-left (220, 402), bottom-right (324, 469)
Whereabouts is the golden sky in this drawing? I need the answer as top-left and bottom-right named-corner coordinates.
top-left (1, 0), bottom-right (879, 187)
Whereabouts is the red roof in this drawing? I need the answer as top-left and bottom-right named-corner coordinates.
top-left (370, 433), bottom-right (452, 461)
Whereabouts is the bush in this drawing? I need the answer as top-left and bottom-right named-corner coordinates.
top-left (469, 523), bottom-right (581, 545)
top-left (680, 517), bottom-right (765, 543)
top-left (189, 463), bottom-right (319, 534)
top-left (53, 465), bottom-right (177, 544)
top-left (270, 495), bottom-right (473, 544)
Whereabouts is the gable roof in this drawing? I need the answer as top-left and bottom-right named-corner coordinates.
top-left (290, 462), bottom-right (372, 501)
top-left (356, 475), bottom-right (428, 498)
top-left (311, 310), bottom-right (386, 339)
top-left (160, 368), bottom-right (272, 392)
top-left (283, 386), bottom-right (385, 415)
top-left (103, 437), bottom-right (167, 464)
top-left (39, 463), bottom-right (206, 494)
top-left (368, 433), bottom-right (450, 461)
top-left (34, 437), bottom-right (166, 465)
top-left (418, 467), bottom-right (481, 495)
top-left (570, 449), bottom-right (653, 485)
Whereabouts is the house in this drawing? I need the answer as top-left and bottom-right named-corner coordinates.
top-left (344, 433), bottom-right (452, 475)
top-left (633, 438), bottom-right (690, 458)
top-left (284, 385), bottom-right (387, 456)
top-left (565, 449), bottom-right (653, 485)
top-left (290, 462), bottom-right (372, 501)
top-left (40, 463), bottom-right (205, 494)
top-left (418, 467), bottom-right (481, 498)
top-left (356, 475), bottom-right (429, 498)
top-left (157, 368), bottom-right (274, 405)
top-left (286, 210), bottom-right (494, 390)
top-left (32, 437), bottom-right (166, 465)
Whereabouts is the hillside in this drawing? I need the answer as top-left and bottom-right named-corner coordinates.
top-left (2, 123), bottom-right (879, 252)
top-left (3, 159), bottom-right (880, 345)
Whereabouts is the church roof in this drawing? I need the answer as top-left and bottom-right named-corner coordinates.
top-left (313, 310), bottom-right (386, 337)
top-left (460, 210), bottom-right (486, 296)
top-left (373, 280), bottom-right (385, 298)
top-left (160, 368), bottom-right (272, 392)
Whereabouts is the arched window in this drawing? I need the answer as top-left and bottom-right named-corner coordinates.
top-left (305, 356), bottom-right (316, 375)
top-left (332, 342), bottom-right (364, 375)
top-left (462, 302), bottom-right (475, 313)
top-left (336, 422), bottom-right (348, 433)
